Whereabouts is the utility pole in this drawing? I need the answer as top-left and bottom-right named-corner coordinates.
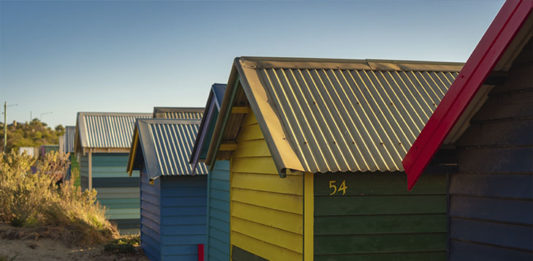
top-left (3, 102), bottom-right (6, 151)
top-left (3, 102), bottom-right (18, 152)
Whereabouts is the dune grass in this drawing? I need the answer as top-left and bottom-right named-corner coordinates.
top-left (0, 151), bottom-right (119, 245)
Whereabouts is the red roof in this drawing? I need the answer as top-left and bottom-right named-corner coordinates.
top-left (403, 0), bottom-right (533, 190)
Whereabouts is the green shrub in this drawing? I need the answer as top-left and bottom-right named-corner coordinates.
top-left (0, 151), bottom-right (119, 245)
top-left (104, 234), bottom-right (141, 254)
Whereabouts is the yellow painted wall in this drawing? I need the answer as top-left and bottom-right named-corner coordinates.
top-left (230, 111), bottom-right (304, 260)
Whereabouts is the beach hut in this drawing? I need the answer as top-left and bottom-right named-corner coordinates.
top-left (74, 112), bottom-right (152, 233)
top-left (127, 119), bottom-right (208, 261)
top-left (59, 126), bottom-right (76, 180)
top-left (404, 1), bottom-right (533, 260)
top-left (189, 84), bottom-right (229, 260)
top-left (40, 144), bottom-right (59, 156)
top-left (59, 126), bottom-right (75, 154)
top-left (205, 57), bottom-right (462, 260)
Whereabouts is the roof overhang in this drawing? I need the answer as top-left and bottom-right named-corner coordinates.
top-left (206, 57), bottom-right (461, 176)
top-left (403, 0), bottom-right (533, 190)
top-left (204, 58), bottom-right (304, 176)
top-left (127, 119), bottom-right (162, 177)
top-left (189, 84), bottom-right (227, 173)
top-left (128, 118), bottom-right (207, 177)
top-left (74, 111), bottom-right (152, 154)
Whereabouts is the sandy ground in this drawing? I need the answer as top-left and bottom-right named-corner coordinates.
top-left (0, 225), bottom-right (148, 261)
top-left (0, 238), bottom-right (149, 261)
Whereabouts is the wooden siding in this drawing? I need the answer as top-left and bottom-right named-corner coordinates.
top-left (207, 160), bottom-right (230, 261)
top-left (449, 41), bottom-right (533, 261)
top-left (140, 170), bottom-right (161, 261)
top-left (79, 154), bottom-right (89, 189)
top-left (160, 175), bottom-right (207, 261)
top-left (314, 173), bottom-right (448, 261)
top-left (91, 153), bottom-right (140, 231)
top-left (230, 111), bottom-right (304, 260)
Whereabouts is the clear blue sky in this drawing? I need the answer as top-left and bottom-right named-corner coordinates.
top-left (0, 0), bottom-right (504, 128)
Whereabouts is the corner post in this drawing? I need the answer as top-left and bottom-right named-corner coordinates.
top-left (304, 172), bottom-right (314, 261)
top-left (88, 150), bottom-right (93, 189)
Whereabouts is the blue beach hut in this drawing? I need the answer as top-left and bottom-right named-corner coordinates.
top-left (127, 118), bottom-right (208, 261)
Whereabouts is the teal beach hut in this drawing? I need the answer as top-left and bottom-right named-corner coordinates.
top-left (74, 112), bottom-right (151, 233)
top-left (190, 83), bottom-right (229, 260)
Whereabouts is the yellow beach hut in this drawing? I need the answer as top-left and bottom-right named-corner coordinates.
top-left (205, 57), bottom-right (462, 260)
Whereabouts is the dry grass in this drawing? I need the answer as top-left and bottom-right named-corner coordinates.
top-left (0, 151), bottom-right (119, 246)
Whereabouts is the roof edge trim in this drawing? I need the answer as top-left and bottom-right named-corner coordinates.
top-left (238, 56), bottom-right (464, 72)
top-left (236, 58), bottom-right (305, 175)
top-left (402, 0), bottom-right (533, 190)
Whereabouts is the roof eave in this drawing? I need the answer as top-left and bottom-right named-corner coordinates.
top-left (205, 58), bottom-right (305, 175)
top-left (205, 60), bottom-right (241, 168)
top-left (403, 0), bottom-right (533, 190)
top-left (126, 124), bottom-right (140, 175)
top-left (190, 90), bottom-right (216, 168)
top-left (236, 58), bottom-right (305, 174)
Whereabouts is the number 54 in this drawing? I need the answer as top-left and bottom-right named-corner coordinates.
top-left (329, 180), bottom-right (348, 195)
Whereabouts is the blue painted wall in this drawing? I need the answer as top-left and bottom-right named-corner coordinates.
top-left (449, 41), bottom-right (533, 261)
top-left (140, 172), bottom-right (208, 261)
top-left (141, 169), bottom-right (161, 261)
top-left (160, 175), bottom-right (207, 260)
top-left (206, 160), bottom-right (230, 261)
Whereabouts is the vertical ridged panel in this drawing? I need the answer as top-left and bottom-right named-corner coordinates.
top-left (148, 120), bottom-right (208, 176)
top-left (79, 112), bottom-right (151, 149)
top-left (161, 111), bottom-right (203, 120)
top-left (256, 67), bottom-right (458, 173)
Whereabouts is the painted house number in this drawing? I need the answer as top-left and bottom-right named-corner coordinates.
top-left (329, 180), bottom-right (348, 195)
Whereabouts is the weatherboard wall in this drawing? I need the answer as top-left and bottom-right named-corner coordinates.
top-left (159, 175), bottom-right (207, 261)
top-left (206, 160), bottom-right (230, 261)
top-left (79, 154), bottom-right (89, 188)
top-left (230, 111), bottom-right (304, 260)
top-left (313, 172), bottom-right (448, 261)
top-left (448, 41), bottom-right (533, 261)
top-left (225, 110), bottom-right (451, 260)
top-left (141, 169), bottom-right (161, 261)
top-left (80, 152), bottom-right (140, 232)
top-left (139, 172), bottom-right (208, 261)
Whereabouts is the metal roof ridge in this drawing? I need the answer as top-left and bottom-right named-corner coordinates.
top-left (153, 107), bottom-right (204, 111)
top-left (78, 112), bottom-right (152, 116)
top-left (237, 56), bottom-right (464, 72)
top-left (138, 118), bottom-right (202, 124)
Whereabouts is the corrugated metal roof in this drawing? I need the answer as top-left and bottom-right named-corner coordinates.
top-left (207, 57), bottom-right (463, 174)
top-left (75, 112), bottom-right (152, 151)
top-left (129, 119), bottom-right (208, 177)
top-left (153, 107), bottom-right (204, 120)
